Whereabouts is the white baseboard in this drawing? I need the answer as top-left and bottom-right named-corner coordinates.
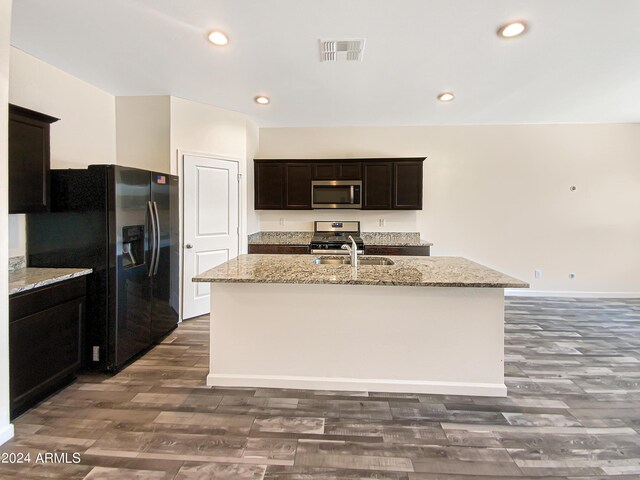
top-left (207, 373), bottom-right (507, 397)
top-left (0, 423), bottom-right (14, 446)
top-left (505, 289), bottom-right (640, 299)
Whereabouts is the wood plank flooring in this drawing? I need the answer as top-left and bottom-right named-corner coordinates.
top-left (1, 296), bottom-right (640, 479)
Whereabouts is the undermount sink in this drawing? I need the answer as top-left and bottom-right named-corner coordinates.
top-left (312, 256), bottom-right (395, 266)
top-left (358, 256), bottom-right (395, 266)
top-left (312, 256), bottom-right (350, 265)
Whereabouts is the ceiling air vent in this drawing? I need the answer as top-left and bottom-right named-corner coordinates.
top-left (319, 39), bottom-right (366, 62)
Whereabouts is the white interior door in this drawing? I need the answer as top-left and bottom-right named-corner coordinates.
top-left (183, 154), bottom-right (239, 319)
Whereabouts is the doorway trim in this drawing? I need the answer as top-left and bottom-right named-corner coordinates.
top-left (177, 150), bottom-right (243, 321)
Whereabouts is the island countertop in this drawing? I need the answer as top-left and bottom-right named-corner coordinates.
top-left (193, 254), bottom-right (528, 288)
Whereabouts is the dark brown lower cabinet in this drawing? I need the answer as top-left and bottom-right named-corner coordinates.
top-left (248, 244), bottom-right (429, 256)
top-left (365, 245), bottom-right (430, 256)
top-left (9, 277), bottom-right (86, 419)
top-left (248, 244), bottom-right (310, 254)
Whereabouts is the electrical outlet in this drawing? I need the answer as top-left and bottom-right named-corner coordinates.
top-left (279, 217), bottom-right (285, 226)
top-left (92, 346), bottom-right (100, 362)
top-left (534, 269), bottom-right (542, 279)
top-left (569, 273), bottom-right (576, 280)
top-left (379, 218), bottom-right (385, 227)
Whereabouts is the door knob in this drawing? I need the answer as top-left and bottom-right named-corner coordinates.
top-left (185, 244), bottom-right (193, 249)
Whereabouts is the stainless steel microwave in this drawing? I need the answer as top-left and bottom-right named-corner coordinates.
top-left (311, 180), bottom-right (362, 209)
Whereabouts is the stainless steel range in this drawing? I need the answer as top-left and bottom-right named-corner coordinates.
top-left (309, 221), bottom-right (364, 255)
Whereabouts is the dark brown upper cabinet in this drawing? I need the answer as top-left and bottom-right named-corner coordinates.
top-left (255, 161), bottom-right (284, 209)
top-left (9, 104), bottom-right (59, 214)
top-left (284, 163), bottom-right (312, 209)
top-left (254, 158), bottom-right (424, 211)
top-left (313, 162), bottom-right (337, 180)
top-left (313, 162), bottom-right (362, 180)
top-left (393, 160), bottom-right (423, 209)
top-left (363, 161), bottom-right (393, 209)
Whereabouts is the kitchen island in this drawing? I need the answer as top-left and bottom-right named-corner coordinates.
top-left (194, 255), bottom-right (528, 397)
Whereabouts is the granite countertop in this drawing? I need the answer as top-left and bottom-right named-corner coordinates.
top-left (194, 254), bottom-right (528, 288)
top-left (9, 267), bottom-right (93, 296)
top-left (248, 232), bottom-right (313, 246)
top-left (248, 231), bottom-right (432, 247)
top-left (361, 232), bottom-right (432, 247)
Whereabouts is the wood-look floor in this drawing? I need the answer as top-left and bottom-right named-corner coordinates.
top-left (1, 296), bottom-right (640, 479)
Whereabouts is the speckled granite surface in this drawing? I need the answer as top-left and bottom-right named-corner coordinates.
top-left (248, 232), bottom-right (313, 245)
top-left (9, 256), bottom-right (26, 271)
top-left (361, 232), bottom-right (433, 246)
top-left (194, 254), bottom-right (528, 288)
top-left (9, 267), bottom-right (93, 295)
top-left (248, 231), bottom-right (432, 246)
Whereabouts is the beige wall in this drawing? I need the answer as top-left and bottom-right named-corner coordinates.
top-left (170, 96), bottom-right (248, 170)
top-left (1, 0), bottom-right (14, 445)
top-left (9, 48), bottom-right (117, 258)
top-left (8, 74), bottom-right (255, 260)
top-left (10, 48), bottom-right (116, 168)
top-left (8, 216), bottom-right (23, 257)
top-left (258, 125), bottom-right (640, 294)
top-left (170, 96), bottom-right (251, 253)
top-left (115, 97), bottom-right (254, 242)
top-left (8, 214), bottom-right (24, 258)
top-left (116, 96), bottom-right (170, 173)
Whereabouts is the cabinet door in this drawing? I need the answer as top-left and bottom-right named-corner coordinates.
top-left (10, 296), bottom-right (84, 418)
top-left (248, 244), bottom-right (310, 254)
top-left (8, 108), bottom-right (56, 213)
top-left (313, 162), bottom-right (362, 180)
top-left (313, 163), bottom-right (338, 180)
top-left (393, 161), bottom-right (423, 209)
top-left (363, 162), bottom-right (393, 209)
top-left (337, 162), bottom-right (362, 180)
top-left (365, 245), bottom-right (430, 256)
top-left (255, 162), bottom-right (283, 209)
top-left (285, 163), bottom-right (313, 209)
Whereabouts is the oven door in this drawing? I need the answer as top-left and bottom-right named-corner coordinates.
top-left (312, 180), bottom-right (362, 209)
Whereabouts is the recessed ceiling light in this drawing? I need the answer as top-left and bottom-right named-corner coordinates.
top-left (497, 21), bottom-right (528, 39)
top-left (208, 31), bottom-right (229, 46)
top-left (254, 96), bottom-right (270, 105)
top-left (437, 92), bottom-right (455, 102)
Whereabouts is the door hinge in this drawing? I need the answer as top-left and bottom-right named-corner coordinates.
top-left (237, 173), bottom-right (243, 182)
top-left (237, 226), bottom-right (240, 234)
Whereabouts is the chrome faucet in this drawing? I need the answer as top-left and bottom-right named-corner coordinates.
top-left (341, 235), bottom-right (359, 268)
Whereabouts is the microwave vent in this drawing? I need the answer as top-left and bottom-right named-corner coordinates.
top-left (319, 39), bottom-right (366, 62)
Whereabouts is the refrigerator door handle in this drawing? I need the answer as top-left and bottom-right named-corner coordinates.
top-left (152, 201), bottom-right (161, 275)
top-left (148, 201), bottom-right (157, 277)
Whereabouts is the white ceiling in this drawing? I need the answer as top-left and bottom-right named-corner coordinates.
top-left (10, 0), bottom-right (640, 127)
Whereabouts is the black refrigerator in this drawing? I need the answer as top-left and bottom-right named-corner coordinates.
top-left (27, 164), bottom-right (179, 371)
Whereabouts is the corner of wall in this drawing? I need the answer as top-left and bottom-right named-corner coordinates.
top-left (10, 47), bottom-right (117, 168)
top-left (1, 0), bottom-right (14, 446)
top-left (246, 118), bottom-right (260, 235)
top-left (8, 214), bottom-right (25, 258)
